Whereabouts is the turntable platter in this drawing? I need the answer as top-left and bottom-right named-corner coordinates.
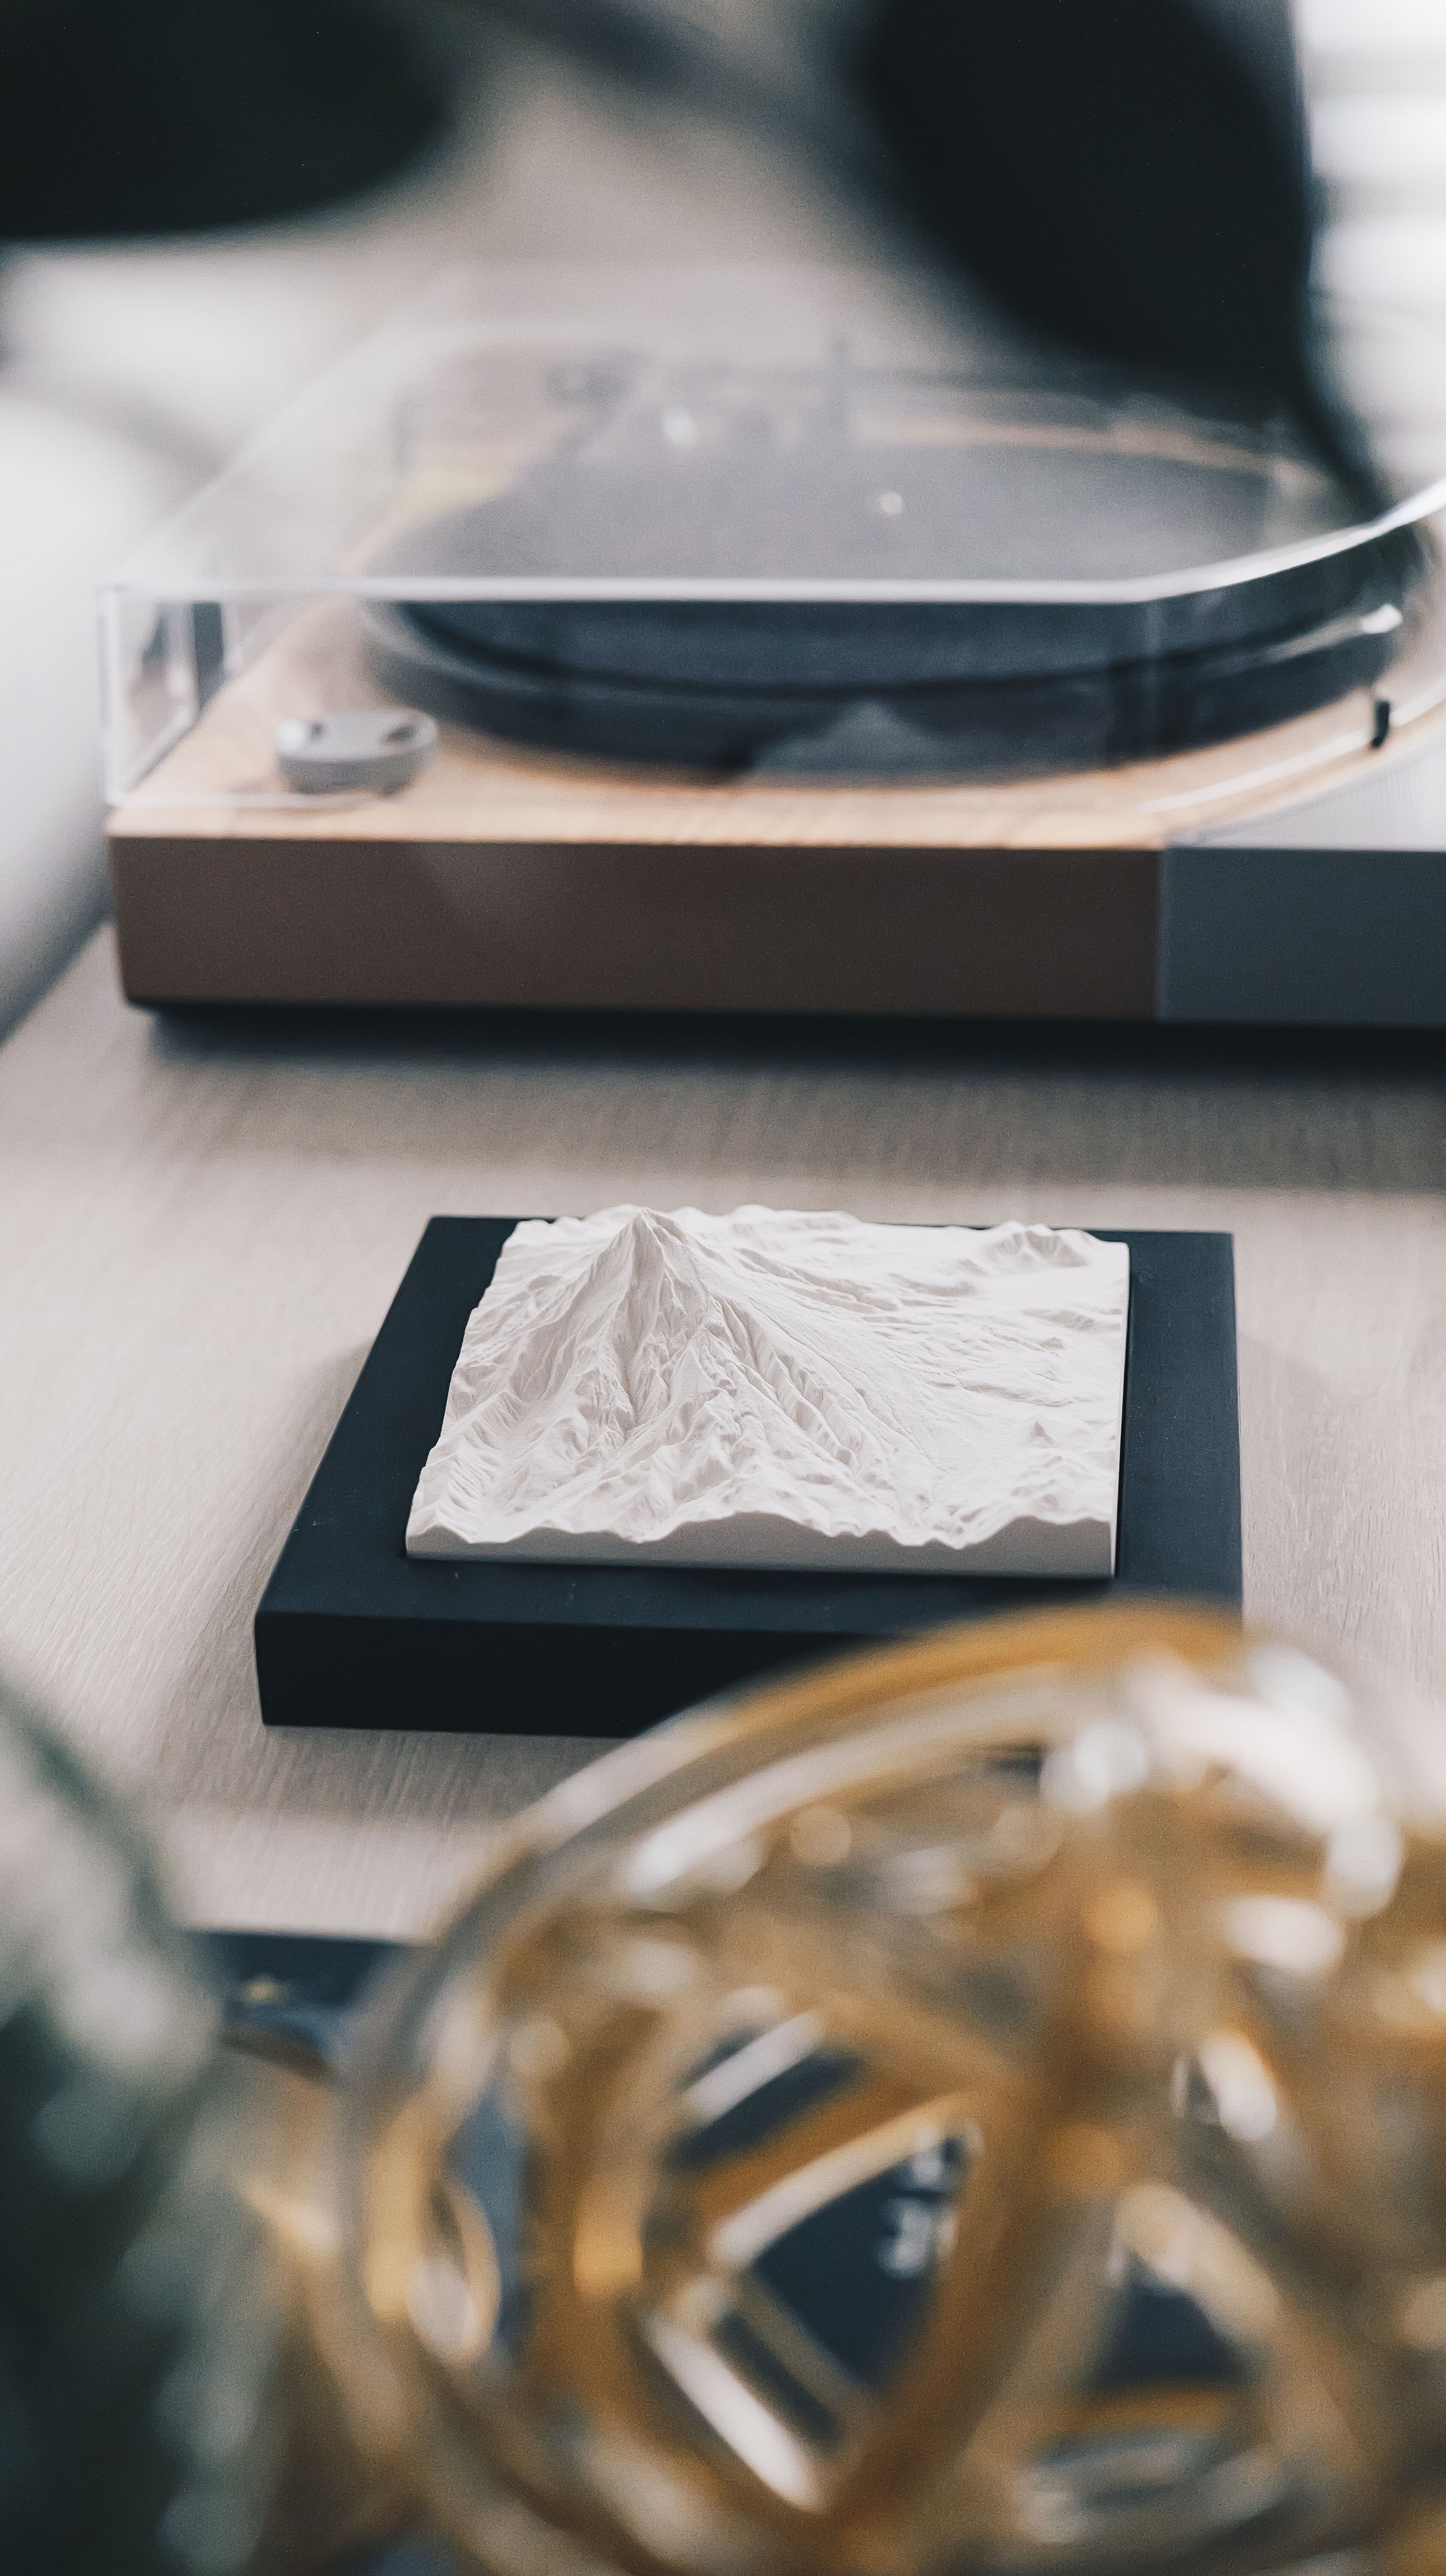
top-left (368, 360), bottom-right (1429, 773)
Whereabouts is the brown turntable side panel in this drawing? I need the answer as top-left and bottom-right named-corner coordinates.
top-left (108, 593), bottom-right (1446, 1018)
top-left (108, 833), bottom-right (1159, 1018)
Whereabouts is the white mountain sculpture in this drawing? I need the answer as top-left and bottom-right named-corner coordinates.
top-left (406, 1208), bottom-right (1129, 1576)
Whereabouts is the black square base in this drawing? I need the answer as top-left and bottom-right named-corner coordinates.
top-left (255, 1219), bottom-right (1240, 1736)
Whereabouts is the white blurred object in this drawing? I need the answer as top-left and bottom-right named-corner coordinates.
top-left (0, 396), bottom-right (184, 1038)
top-left (1298, 0), bottom-right (1446, 52)
top-left (1300, 0), bottom-right (1446, 314)
top-left (1295, 4), bottom-right (1446, 483)
top-left (1320, 221), bottom-right (1446, 305)
top-left (1311, 97), bottom-right (1446, 189)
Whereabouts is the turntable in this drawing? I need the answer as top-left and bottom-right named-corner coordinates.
top-left (103, 267), bottom-right (1446, 1025)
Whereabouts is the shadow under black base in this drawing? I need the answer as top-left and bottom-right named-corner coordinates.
top-left (254, 1219), bottom-right (1240, 1736)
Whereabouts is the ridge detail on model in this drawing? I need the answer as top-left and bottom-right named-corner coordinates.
top-left (407, 1209), bottom-right (1128, 1576)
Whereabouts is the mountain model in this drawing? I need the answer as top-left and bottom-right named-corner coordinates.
top-left (407, 1208), bottom-right (1128, 1577)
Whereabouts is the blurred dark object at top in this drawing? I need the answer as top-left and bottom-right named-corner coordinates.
top-left (0, 0), bottom-right (447, 241)
top-left (854, 0), bottom-right (1371, 500)
top-left (484, 0), bottom-right (1377, 507)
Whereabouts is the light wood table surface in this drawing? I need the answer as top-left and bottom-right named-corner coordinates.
top-left (1, 928), bottom-right (1443, 1938)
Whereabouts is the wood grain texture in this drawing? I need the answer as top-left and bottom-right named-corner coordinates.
top-left (106, 594), bottom-right (1446, 1017)
top-left (108, 833), bottom-right (1160, 1017)
top-left (0, 932), bottom-right (1442, 1935)
top-left (111, 594), bottom-right (1446, 855)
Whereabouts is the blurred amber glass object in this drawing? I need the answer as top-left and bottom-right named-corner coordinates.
top-left (328, 1605), bottom-right (1446, 2576)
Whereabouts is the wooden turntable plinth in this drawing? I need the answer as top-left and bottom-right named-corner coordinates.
top-left (107, 601), bottom-right (1445, 1019)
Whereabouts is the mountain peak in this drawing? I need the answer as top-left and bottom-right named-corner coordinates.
top-left (408, 1208), bottom-right (1128, 1579)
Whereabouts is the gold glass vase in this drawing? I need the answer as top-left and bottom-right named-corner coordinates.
top-left (295, 1603), bottom-right (1446, 2576)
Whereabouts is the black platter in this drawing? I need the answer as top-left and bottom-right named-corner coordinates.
top-left (368, 359), bottom-right (1427, 774)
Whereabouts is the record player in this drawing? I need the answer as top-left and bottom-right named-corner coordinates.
top-left (103, 267), bottom-right (1446, 1025)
